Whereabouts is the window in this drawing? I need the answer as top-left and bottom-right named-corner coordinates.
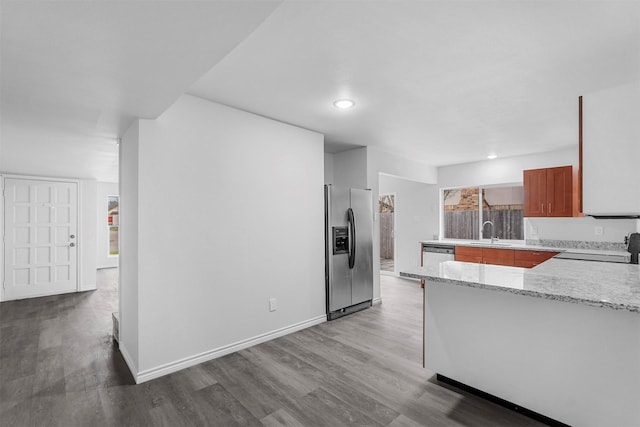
top-left (107, 195), bottom-right (119, 256)
top-left (443, 185), bottom-right (524, 241)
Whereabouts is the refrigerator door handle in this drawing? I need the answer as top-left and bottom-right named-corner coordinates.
top-left (347, 208), bottom-right (356, 269)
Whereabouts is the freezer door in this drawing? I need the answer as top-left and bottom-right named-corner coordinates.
top-left (350, 188), bottom-right (373, 304)
top-left (326, 185), bottom-right (352, 312)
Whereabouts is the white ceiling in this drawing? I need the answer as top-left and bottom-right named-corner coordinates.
top-left (0, 1), bottom-right (281, 181)
top-left (2, 1), bottom-right (639, 182)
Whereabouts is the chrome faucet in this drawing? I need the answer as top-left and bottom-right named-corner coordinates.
top-left (482, 220), bottom-right (495, 244)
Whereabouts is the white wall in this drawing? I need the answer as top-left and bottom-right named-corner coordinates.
top-left (332, 147), bottom-right (367, 188)
top-left (119, 120), bottom-right (140, 373)
top-left (367, 147), bottom-right (438, 300)
top-left (367, 148), bottom-right (438, 185)
top-left (121, 95), bottom-right (325, 380)
top-left (379, 174), bottom-right (439, 274)
top-left (79, 180), bottom-right (97, 291)
top-left (97, 182), bottom-right (119, 269)
top-left (525, 217), bottom-right (636, 244)
top-left (436, 147), bottom-right (637, 243)
top-left (0, 121), bottom-right (107, 293)
top-left (0, 124), bottom-right (119, 183)
top-left (438, 146), bottom-right (577, 189)
top-left (324, 152), bottom-right (334, 184)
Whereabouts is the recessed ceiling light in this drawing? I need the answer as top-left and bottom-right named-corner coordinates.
top-left (333, 99), bottom-right (355, 109)
top-left (487, 154), bottom-right (498, 159)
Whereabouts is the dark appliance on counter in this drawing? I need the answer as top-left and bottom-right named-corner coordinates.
top-left (626, 233), bottom-right (640, 264)
top-left (325, 185), bottom-right (373, 320)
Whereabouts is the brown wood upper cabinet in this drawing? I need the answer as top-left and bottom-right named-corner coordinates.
top-left (523, 166), bottom-right (574, 217)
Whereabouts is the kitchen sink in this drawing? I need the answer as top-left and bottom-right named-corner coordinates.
top-left (468, 242), bottom-right (512, 247)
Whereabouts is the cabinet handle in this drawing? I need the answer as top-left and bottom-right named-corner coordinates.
top-left (541, 203), bottom-right (544, 213)
top-left (548, 203), bottom-right (552, 214)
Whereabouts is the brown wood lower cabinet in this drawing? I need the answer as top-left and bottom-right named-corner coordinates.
top-left (454, 246), bottom-right (483, 263)
top-left (455, 246), bottom-right (559, 268)
top-left (514, 250), bottom-right (559, 268)
top-left (482, 248), bottom-right (515, 266)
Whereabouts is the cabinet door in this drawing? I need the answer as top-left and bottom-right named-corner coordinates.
top-left (482, 248), bottom-right (515, 266)
top-left (514, 250), bottom-right (559, 268)
top-left (547, 166), bottom-right (573, 217)
top-left (455, 246), bottom-right (483, 263)
top-left (524, 169), bottom-right (547, 217)
top-left (582, 82), bottom-right (640, 216)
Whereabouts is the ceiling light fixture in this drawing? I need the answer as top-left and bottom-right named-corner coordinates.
top-left (487, 154), bottom-right (498, 160)
top-left (333, 99), bottom-right (355, 109)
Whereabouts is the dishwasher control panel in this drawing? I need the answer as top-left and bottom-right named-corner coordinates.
top-left (422, 244), bottom-right (455, 255)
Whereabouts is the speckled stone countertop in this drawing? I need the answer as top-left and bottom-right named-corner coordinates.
top-left (421, 239), bottom-right (561, 252)
top-left (401, 259), bottom-right (640, 313)
top-left (420, 239), bottom-right (631, 260)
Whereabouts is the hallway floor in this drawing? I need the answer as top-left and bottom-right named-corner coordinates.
top-left (379, 258), bottom-right (394, 272)
top-left (0, 270), bottom-right (544, 426)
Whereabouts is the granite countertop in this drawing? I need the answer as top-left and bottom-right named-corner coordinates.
top-left (420, 239), bottom-right (561, 253)
top-left (401, 259), bottom-right (640, 313)
top-left (419, 239), bottom-right (631, 259)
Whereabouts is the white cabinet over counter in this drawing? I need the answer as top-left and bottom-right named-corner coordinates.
top-left (582, 81), bottom-right (640, 217)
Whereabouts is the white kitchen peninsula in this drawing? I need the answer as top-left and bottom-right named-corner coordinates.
top-left (401, 259), bottom-right (640, 427)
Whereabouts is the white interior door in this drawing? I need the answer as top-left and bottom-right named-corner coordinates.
top-left (3, 178), bottom-right (78, 300)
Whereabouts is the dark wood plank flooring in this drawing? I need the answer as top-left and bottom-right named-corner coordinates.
top-left (1, 271), bottom-right (546, 426)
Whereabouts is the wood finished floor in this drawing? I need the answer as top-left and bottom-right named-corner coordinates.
top-left (0, 270), bottom-right (546, 427)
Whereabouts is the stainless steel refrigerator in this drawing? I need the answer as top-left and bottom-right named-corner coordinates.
top-left (324, 185), bottom-right (373, 320)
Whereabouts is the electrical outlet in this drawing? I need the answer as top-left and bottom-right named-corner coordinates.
top-left (269, 298), bottom-right (277, 312)
top-left (594, 226), bottom-right (604, 236)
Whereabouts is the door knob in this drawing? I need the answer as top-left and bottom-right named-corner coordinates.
top-left (69, 242), bottom-right (75, 247)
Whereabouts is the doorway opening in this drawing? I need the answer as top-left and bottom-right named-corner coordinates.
top-left (379, 194), bottom-right (395, 274)
top-left (107, 195), bottom-right (119, 256)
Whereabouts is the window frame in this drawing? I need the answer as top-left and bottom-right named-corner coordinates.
top-left (440, 183), bottom-right (525, 244)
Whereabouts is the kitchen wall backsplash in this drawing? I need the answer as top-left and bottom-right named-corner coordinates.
top-left (524, 217), bottom-right (638, 247)
top-left (525, 239), bottom-right (627, 251)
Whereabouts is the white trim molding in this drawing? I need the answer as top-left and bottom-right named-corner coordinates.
top-left (134, 314), bottom-right (327, 384)
top-left (118, 343), bottom-right (139, 383)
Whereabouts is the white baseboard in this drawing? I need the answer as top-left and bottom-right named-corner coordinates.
top-left (372, 297), bottom-right (383, 306)
top-left (118, 343), bottom-right (139, 383)
top-left (134, 314), bottom-right (327, 384)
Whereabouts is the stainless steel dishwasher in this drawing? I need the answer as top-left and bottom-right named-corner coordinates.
top-left (421, 243), bottom-right (455, 269)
